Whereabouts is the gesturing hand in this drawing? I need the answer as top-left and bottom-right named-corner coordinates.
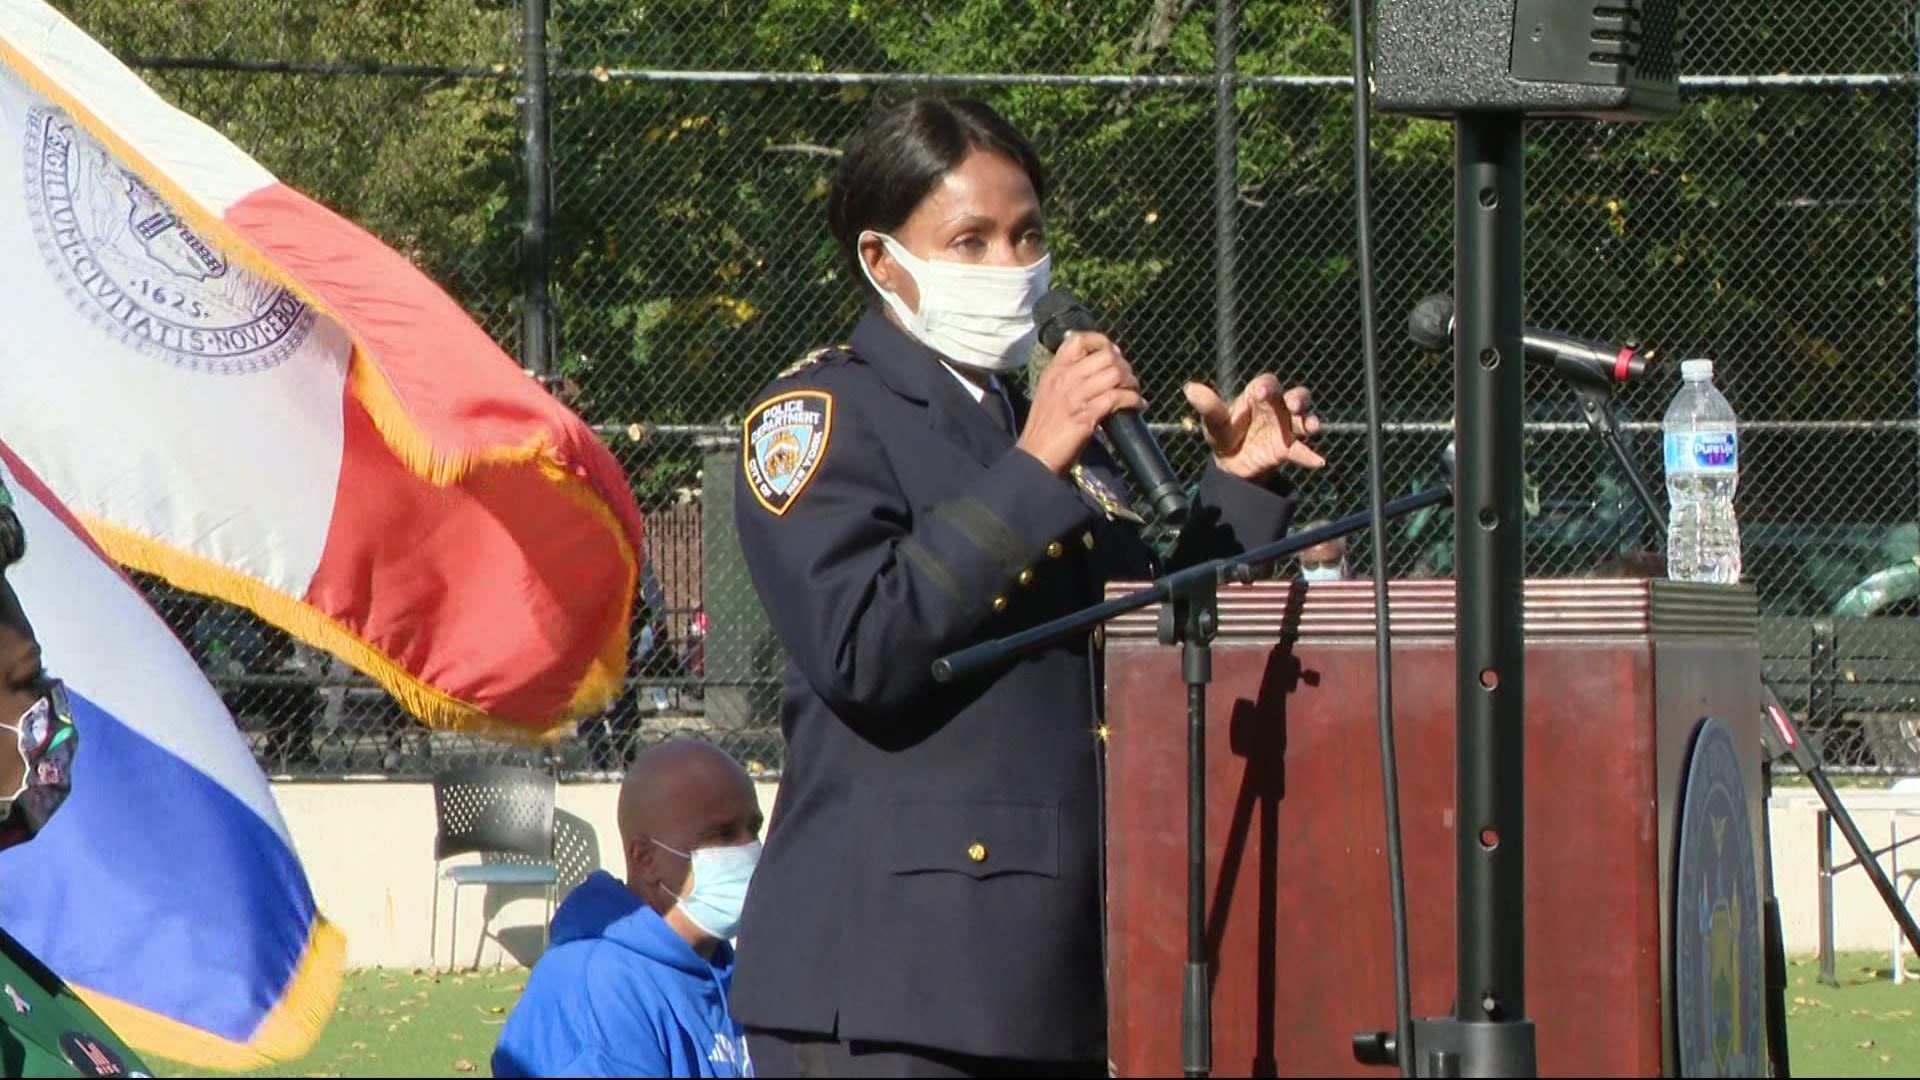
top-left (1182, 375), bottom-right (1326, 481)
top-left (1016, 331), bottom-right (1147, 476)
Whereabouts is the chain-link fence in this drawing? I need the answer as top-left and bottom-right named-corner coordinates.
top-left (51, 0), bottom-right (1920, 777)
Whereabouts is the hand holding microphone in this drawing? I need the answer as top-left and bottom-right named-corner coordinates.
top-left (1017, 317), bottom-right (1148, 477)
top-left (1027, 288), bottom-right (1198, 525)
top-left (1022, 289), bottom-right (1325, 528)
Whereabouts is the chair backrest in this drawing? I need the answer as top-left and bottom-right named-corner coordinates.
top-left (431, 765), bottom-right (557, 863)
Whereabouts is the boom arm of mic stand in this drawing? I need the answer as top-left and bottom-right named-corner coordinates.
top-left (931, 485), bottom-right (1455, 685)
top-left (1574, 383), bottom-right (1920, 958)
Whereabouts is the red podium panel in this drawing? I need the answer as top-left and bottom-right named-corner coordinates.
top-left (1101, 578), bottom-right (1765, 1077)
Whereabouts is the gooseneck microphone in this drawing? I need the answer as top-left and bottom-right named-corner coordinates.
top-left (1408, 292), bottom-right (1657, 388)
top-left (1033, 288), bottom-right (1191, 526)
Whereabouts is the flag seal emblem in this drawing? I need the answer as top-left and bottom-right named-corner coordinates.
top-left (21, 105), bottom-right (316, 375)
top-left (744, 390), bottom-right (832, 516)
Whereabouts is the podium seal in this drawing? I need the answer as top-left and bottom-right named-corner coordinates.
top-left (1674, 715), bottom-right (1765, 1078)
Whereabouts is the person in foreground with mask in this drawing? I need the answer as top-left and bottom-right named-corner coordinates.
top-left (490, 737), bottom-right (762, 1079)
top-left (728, 96), bottom-right (1326, 1077)
top-left (0, 484), bottom-right (150, 1077)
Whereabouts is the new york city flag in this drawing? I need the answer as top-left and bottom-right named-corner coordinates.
top-left (0, 0), bottom-right (647, 743)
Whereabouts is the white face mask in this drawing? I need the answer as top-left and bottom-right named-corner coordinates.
top-left (860, 231), bottom-right (1051, 373)
top-left (1300, 564), bottom-right (1346, 583)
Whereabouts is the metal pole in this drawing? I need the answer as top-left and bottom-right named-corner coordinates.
top-left (1450, 109), bottom-right (1534, 1073)
top-left (521, 0), bottom-right (553, 380)
top-left (1912, 4), bottom-right (1920, 502)
top-left (1817, 810), bottom-right (1837, 986)
top-left (1213, 0), bottom-right (1240, 395)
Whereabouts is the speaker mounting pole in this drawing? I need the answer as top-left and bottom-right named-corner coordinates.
top-left (1360, 3), bottom-right (1679, 1076)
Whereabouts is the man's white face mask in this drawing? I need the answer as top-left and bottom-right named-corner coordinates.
top-left (860, 231), bottom-right (1051, 373)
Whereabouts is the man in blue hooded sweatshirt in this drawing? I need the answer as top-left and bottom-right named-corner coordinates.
top-left (492, 738), bottom-right (763, 1078)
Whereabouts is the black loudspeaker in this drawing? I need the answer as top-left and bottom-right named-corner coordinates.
top-left (1373, 0), bottom-right (1680, 121)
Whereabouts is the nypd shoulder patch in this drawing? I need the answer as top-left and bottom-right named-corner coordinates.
top-left (744, 390), bottom-right (833, 516)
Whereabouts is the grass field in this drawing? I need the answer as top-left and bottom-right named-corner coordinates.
top-left (158, 968), bottom-right (528, 1078)
top-left (153, 952), bottom-right (1918, 1077)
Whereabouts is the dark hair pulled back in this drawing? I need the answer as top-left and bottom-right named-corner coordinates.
top-left (827, 97), bottom-right (1047, 296)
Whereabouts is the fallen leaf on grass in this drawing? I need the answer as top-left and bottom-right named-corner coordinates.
top-left (1851, 1007), bottom-right (1874, 1016)
top-left (1881, 1009), bottom-right (1914, 1020)
top-left (454, 1060), bottom-right (475, 1073)
top-left (1856, 1039), bottom-right (1876, 1049)
top-left (350, 1042), bottom-right (368, 1050)
top-left (450, 1033), bottom-right (465, 1042)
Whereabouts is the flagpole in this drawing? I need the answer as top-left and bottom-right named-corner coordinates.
top-left (520, 0), bottom-right (554, 381)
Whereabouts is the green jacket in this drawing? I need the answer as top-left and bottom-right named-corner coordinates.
top-left (0, 927), bottom-right (149, 1077)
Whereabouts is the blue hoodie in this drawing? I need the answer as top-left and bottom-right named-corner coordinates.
top-left (491, 870), bottom-right (752, 1077)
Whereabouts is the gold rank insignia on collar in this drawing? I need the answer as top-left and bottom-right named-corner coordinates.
top-left (777, 344), bottom-right (850, 379)
top-left (1071, 464), bottom-right (1145, 524)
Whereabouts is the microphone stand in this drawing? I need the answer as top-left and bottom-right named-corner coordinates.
top-left (1571, 378), bottom-right (1920, 1079)
top-left (933, 484), bottom-right (1455, 1080)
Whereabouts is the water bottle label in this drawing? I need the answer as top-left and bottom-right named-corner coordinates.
top-left (1664, 431), bottom-right (1738, 473)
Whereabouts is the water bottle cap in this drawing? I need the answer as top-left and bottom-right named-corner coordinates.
top-left (1680, 358), bottom-right (1715, 381)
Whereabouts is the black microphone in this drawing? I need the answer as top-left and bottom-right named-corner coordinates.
top-left (1033, 288), bottom-right (1190, 526)
top-left (1408, 293), bottom-right (1656, 389)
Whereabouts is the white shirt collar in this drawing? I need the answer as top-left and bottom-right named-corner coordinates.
top-left (939, 362), bottom-right (1018, 435)
top-left (941, 361), bottom-right (993, 402)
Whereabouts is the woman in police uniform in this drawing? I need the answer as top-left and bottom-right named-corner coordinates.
top-left (0, 492), bottom-right (150, 1077)
top-left (728, 97), bottom-right (1325, 1078)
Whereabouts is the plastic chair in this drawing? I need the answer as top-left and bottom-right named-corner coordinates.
top-left (429, 765), bottom-right (559, 970)
top-left (1892, 777), bottom-right (1920, 984)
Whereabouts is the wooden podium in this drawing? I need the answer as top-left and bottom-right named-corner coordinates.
top-left (1101, 578), bottom-right (1768, 1077)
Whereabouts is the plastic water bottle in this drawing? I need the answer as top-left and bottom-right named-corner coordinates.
top-left (1662, 358), bottom-right (1742, 583)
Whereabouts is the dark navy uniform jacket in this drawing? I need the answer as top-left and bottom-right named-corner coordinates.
top-left (727, 309), bottom-right (1302, 1063)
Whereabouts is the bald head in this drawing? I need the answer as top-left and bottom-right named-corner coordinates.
top-left (618, 739), bottom-right (763, 922)
top-left (618, 738), bottom-right (754, 841)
